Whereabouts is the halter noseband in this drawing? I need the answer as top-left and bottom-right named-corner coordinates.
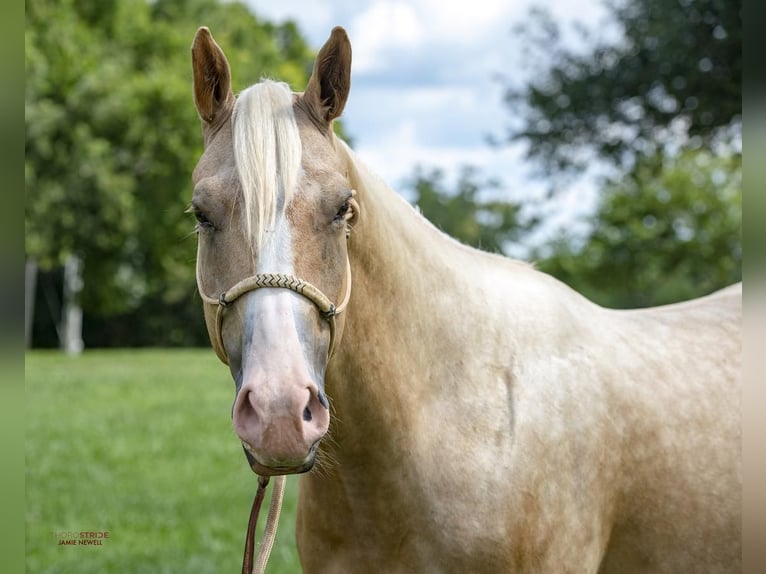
top-left (196, 256), bottom-right (352, 365)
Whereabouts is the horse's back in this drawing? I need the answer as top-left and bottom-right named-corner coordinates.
top-left (636, 280), bottom-right (740, 314)
top-left (597, 282), bottom-right (741, 573)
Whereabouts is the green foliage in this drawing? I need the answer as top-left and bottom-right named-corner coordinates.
top-left (26, 0), bottom-right (315, 343)
top-left (504, 0), bottom-right (741, 179)
top-left (492, 0), bottom-right (742, 308)
top-left (26, 349), bottom-right (302, 573)
top-left (406, 166), bottom-right (532, 255)
top-left (536, 149), bottom-right (741, 308)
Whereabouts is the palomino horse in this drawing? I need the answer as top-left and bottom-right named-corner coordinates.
top-left (190, 26), bottom-right (741, 573)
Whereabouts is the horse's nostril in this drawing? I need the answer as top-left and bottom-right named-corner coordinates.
top-left (303, 406), bottom-right (312, 422)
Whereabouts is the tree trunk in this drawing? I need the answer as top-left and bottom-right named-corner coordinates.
top-left (61, 254), bottom-right (84, 355)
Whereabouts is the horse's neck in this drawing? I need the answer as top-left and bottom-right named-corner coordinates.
top-left (314, 163), bottom-right (464, 507)
top-left (324, 158), bottom-right (514, 466)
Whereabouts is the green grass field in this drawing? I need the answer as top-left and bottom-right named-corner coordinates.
top-left (26, 349), bottom-right (302, 573)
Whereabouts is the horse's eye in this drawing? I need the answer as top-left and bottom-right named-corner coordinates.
top-left (335, 190), bottom-right (358, 223)
top-left (335, 200), bottom-right (351, 221)
top-left (190, 206), bottom-right (214, 230)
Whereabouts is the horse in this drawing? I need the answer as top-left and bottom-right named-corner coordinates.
top-left (189, 25), bottom-right (741, 573)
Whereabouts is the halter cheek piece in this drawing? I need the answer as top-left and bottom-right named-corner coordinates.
top-left (196, 250), bottom-right (352, 366)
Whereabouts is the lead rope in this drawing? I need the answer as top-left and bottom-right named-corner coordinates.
top-left (242, 475), bottom-right (286, 574)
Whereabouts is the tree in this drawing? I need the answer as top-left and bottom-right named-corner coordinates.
top-left (404, 166), bottom-right (533, 255)
top-left (495, 0), bottom-right (741, 308)
top-left (503, 0), bottom-right (741, 181)
top-left (25, 0), bottom-right (316, 346)
top-left (534, 149), bottom-right (741, 308)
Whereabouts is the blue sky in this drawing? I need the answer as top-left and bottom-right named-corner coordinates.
top-left (243, 0), bottom-right (618, 246)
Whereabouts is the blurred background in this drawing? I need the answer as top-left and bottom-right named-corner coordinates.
top-left (26, 0), bottom-right (741, 353)
top-left (24, 0), bottom-right (741, 571)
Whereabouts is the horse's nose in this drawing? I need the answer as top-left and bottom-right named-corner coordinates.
top-left (232, 380), bottom-right (329, 469)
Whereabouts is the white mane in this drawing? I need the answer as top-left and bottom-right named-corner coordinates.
top-left (231, 80), bottom-right (301, 252)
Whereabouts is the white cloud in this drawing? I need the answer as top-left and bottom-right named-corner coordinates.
top-left (242, 0), bottom-right (336, 40)
top-left (348, 1), bottom-right (423, 73)
top-left (346, 84), bottom-right (488, 149)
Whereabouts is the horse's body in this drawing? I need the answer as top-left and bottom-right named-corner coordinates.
top-left (190, 26), bottom-right (741, 573)
top-left (298, 153), bottom-right (741, 574)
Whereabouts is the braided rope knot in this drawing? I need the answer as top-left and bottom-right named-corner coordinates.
top-left (240, 273), bottom-right (336, 316)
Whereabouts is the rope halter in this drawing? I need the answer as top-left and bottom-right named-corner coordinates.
top-left (195, 209), bottom-right (355, 574)
top-left (196, 254), bottom-right (352, 365)
top-left (195, 258), bottom-right (350, 574)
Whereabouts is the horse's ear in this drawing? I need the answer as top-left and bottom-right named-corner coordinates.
top-left (303, 27), bottom-right (352, 126)
top-left (191, 27), bottom-right (234, 125)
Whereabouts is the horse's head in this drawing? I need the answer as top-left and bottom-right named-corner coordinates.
top-left (190, 27), bottom-right (357, 476)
